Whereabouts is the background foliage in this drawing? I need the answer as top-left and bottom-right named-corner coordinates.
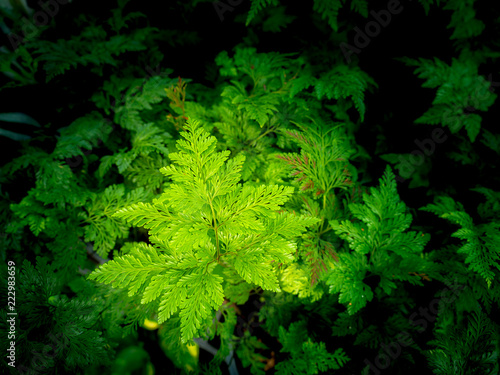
top-left (1, 0), bottom-right (499, 374)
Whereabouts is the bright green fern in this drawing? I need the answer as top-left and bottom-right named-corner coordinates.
top-left (87, 118), bottom-right (318, 342)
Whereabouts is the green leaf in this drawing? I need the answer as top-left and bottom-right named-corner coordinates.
top-left (91, 118), bottom-right (316, 342)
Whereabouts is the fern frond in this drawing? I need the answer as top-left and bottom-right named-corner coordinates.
top-left (350, 0), bottom-right (369, 18)
top-left (421, 196), bottom-right (500, 287)
top-left (276, 320), bottom-right (350, 373)
top-left (246, 0), bottom-right (280, 26)
top-left (84, 185), bottom-right (152, 257)
top-left (326, 166), bottom-right (432, 313)
top-left (426, 308), bottom-right (499, 374)
top-left (399, 56), bottom-right (497, 142)
top-left (312, 0), bottom-right (343, 32)
top-left (87, 243), bottom-right (167, 295)
top-left (313, 65), bottom-right (377, 122)
top-left (123, 153), bottom-right (167, 190)
top-left (53, 112), bottom-right (113, 160)
top-left (89, 118), bottom-right (317, 342)
top-left (443, 0), bottom-right (485, 40)
top-left (278, 120), bottom-right (355, 196)
top-left (418, 0), bottom-right (440, 16)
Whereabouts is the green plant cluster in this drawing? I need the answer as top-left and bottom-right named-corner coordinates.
top-left (1, 0), bottom-right (499, 374)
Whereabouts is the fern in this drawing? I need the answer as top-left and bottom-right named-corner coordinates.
top-left (246, 0), bottom-right (280, 26)
top-left (23, 1), bottom-right (158, 83)
top-left (312, 0), bottom-right (343, 32)
top-left (53, 112), bottom-right (114, 160)
top-left (235, 330), bottom-right (269, 374)
top-left (275, 320), bottom-right (350, 374)
top-left (258, 293), bottom-right (301, 338)
top-left (292, 64), bottom-right (377, 122)
top-left (326, 165), bottom-right (433, 314)
top-left (0, 45), bottom-right (37, 88)
top-left (262, 6), bottom-right (297, 32)
top-left (207, 304), bottom-right (238, 363)
top-left (215, 47), bottom-right (296, 127)
top-left (350, 0), bottom-right (369, 18)
top-left (399, 56), bottom-right (497, 142)
top-left (443, 0), bottom-right (485, 41)
top-left (276, 119), bottom-right (355, 289)
top-left (246, 0), bottom-right (372, 32)
top-left (114, 75), bottom-right (177, 131)
top-left (131, 122), bottom-right (170, 156)
top-left (418, 0), bottom-right (440, 16)
top-left (8, 168), bottom-right (90, 276)
top-left (32, 27), bottom-right (156, 82)
top-left (108, 0), bottom-right (147, 33)
top-left (480, 129), bottom-right (500, 155)
top-left (279, 262), bottom-right (325, 301)
top-left (472, 187), bottom-right (500, 221)
top-left (96, 74), bottom-right (177, 179)
top-left (421, 195), bottom-right (500, 288)
top-left (380, 152), bottom-right (431, 188)
top-left (8, 257), bottom-right (112, 372)
top-left (330, 310), bottom-right (360, 337)
top-left (123, 153), bottom-right (167, 190)
top-left (277, 119), bottom-right (356, 197)
top-left (88, 118), bottom-right (318, 342)
top-left (83, 185), bottom-right (152, 257)
top-left (3, 2), bottom-right (499, 372)
top-left (425, 308), bottom-right (499, 375)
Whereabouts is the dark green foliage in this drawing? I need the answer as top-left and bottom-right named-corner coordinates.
top-left (246, 0), bottom-right (280, 26)
top-left (421, 194), bottom-right (500, 288)
top-left (326, 166), bottom-right (436, 314)
top-left (1, 0), bottom-right (499, 373)
top-left (425, 308), bottom-right (499, 374)
top-left (276, 320), bottom-right (350, 374)
top-left (398, 55), bottom-right (497, 142)
top-left (0, 258), bottom-right (112, 373)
